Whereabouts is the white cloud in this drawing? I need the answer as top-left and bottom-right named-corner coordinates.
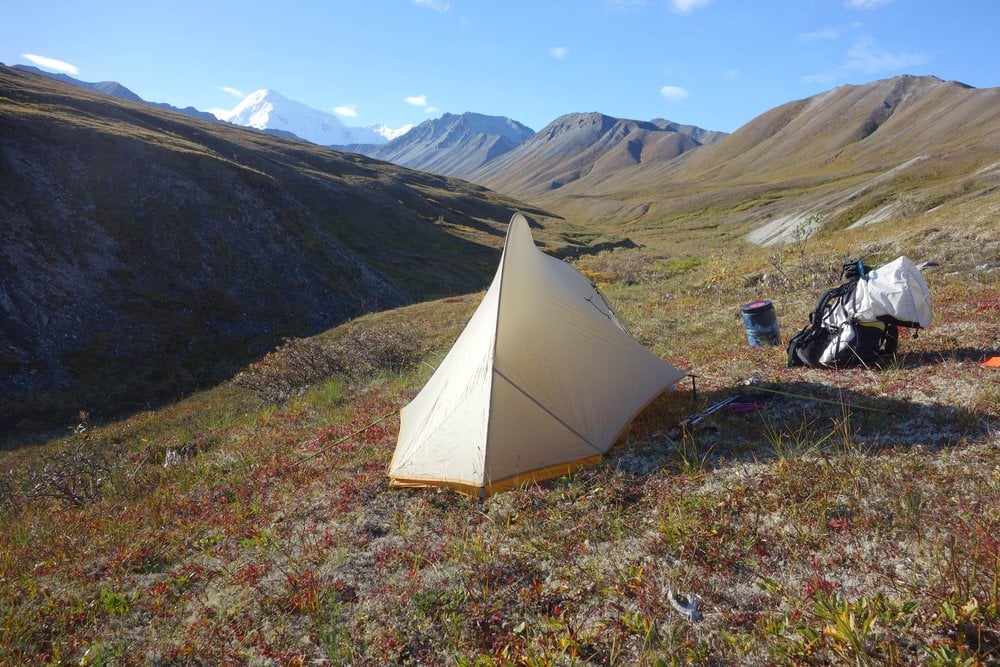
top-left (424, 106), bottom-right (440, 115)
top-left (723, 69), bottom-right (740, 81)
top-left (219, 86), bottom-right (244, 98)
top-left (550, 46), bottom-right (569, 60)
top-left (802, 73), bottom-right (836, 85)
top-left (798, 27), bottom-right (841, 42)
top-left (603, 0), bottom-right (650, 10)
top-left (405, 95), bottom-right (429, 107)
top-left (670, 0), bottom-right (711, 14)
top-left (334, 104), bottom-right (358, 118)
top-left (660, 85), bottom-right (689, 102)
top-left (22, 53), bottom-right (78, 75)
top-left (845, 36), bottom-right (928, 74)
top-left (844, 0), bottom-right (893, 9)
top-left (413, 0), bottom-right (450, 11)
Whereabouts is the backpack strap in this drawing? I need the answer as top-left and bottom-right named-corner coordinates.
top-left (876, 315), bottom-right (922, 330)
top-left (787, 276), bottom-right (862, 368)
top-left (812, 280), bottom-right (856, 328)
top-left (787, 284), bottom-right (849, 367)
top-left (810, 286), bottom-right (840, 326)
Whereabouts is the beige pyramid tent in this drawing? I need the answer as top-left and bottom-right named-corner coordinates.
top-left (388, 213), bottom-right (685, 497)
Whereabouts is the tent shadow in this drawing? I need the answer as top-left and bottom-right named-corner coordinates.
top-left (608, 378), bottom-right (992, 478)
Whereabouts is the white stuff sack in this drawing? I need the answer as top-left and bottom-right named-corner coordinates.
top-left (819, 322), bottom-right (854, 366)
top-left (853, 256), bottom-right (932, 328)
top-left (819, 320), bottom-right (887, 366)
top-left (824, 256), bottom-right (932, 330)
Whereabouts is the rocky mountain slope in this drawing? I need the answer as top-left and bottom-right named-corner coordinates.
top-left (341, 112), bottom-right (537, 180)
top-left (342, 113), bottom-right (723, 190)
top-left (0, 66), bottom-right (541, 432)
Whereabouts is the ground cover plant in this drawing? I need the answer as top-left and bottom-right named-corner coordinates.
top-left (1, 204), bottom-right (997, 665)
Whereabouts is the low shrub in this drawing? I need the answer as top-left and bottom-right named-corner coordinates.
top-left (329, 322), bottom-right (421, 380)
top-left (234, 323), bottom-right (421, 402)
top-left (24, 412), bottom-right (121, 508)
top-left (574, 248), bottom-right (654, 285)
top-left (234, 337), bottom-right (337, 403)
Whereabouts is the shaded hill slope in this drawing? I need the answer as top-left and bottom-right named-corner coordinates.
top-left (0, 66), bottom-right (546, 431)
top-left (529, 76), bottom-right (1000, 246)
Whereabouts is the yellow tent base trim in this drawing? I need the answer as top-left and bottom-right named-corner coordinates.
top-left (389, 454), bottom-right (605, 498)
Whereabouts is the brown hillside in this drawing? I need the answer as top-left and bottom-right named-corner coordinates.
top-left (526, 76), bottom-right (1000, 248)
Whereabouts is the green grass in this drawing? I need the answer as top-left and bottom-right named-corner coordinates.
top-left (1, 204), bottom-right (998, 664)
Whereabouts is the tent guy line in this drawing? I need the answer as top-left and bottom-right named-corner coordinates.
top-left (584, 294), bottom-right (615, 323)
top-left (289, 410), bottom-right (398, 470)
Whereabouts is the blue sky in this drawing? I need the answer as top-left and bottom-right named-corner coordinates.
top-left (3, 0), bottom-right (997, 134)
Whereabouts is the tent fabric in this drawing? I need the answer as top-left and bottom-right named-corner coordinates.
top-left (388, 212), bottom-right (686, 496)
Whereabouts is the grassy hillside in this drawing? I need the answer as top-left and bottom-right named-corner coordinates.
top-left (2, 199), bottom-right (997, 663)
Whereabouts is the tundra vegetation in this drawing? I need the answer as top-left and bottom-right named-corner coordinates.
top-left (1, 201), bottom-right (998, 665)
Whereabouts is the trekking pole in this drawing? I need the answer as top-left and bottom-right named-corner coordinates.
top-left (666, 394), bottom-right (743, 440)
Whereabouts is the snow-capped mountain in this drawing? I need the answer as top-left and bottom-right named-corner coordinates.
top-left (215, 89), bottom-right (407, 146)
top-left (368, 122), bottom-right (414, 141)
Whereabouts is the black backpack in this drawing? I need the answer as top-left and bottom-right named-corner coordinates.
top-left (786, 260), bottom-right (917, 369)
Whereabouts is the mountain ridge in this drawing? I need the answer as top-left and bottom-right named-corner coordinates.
top-left (342, 112), bottom-right (537, 179)
top-left (10, 62), bottom-right (727, 187)
top-left (466, 112), bottom-right (719, 199)
top-left (11, 64), bottom-right (218, 122)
